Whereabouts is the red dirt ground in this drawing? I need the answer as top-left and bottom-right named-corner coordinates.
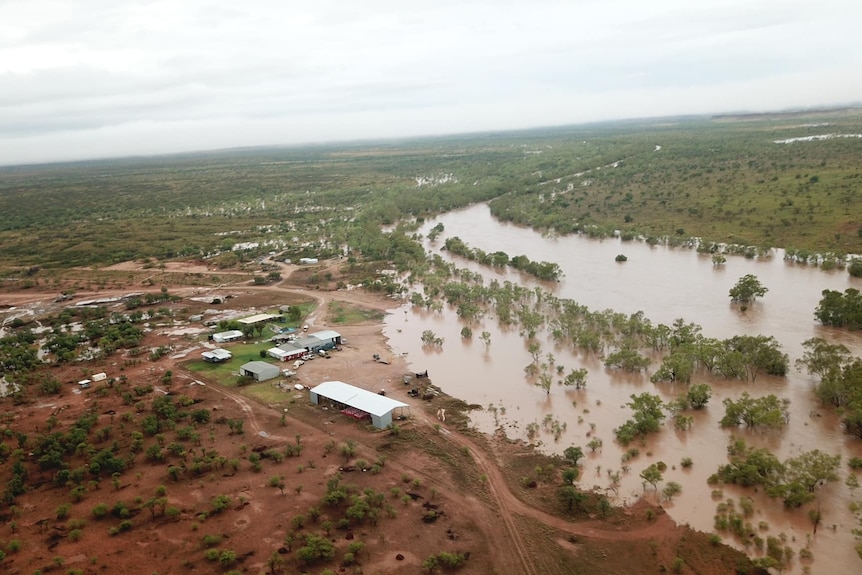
top-left (0, 260), bottom-right (763, 575)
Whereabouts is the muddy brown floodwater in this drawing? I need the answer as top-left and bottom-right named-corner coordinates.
top-left (383, 203), bottom-right (862, 574)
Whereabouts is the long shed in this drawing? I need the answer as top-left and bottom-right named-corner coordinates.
top-left (267, 343), bottom-right (305, 362)
top-left (213, 330), bottom-right (244, 344)
top-left (309, 381), bottom-right (408, 429)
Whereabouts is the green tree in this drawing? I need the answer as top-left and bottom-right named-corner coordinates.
top-left (640, 463), bottom-right (663, 491)
top-left (557, 485), bottom-right (586, 513)
top-left (562, 368), bottom-right (588, 389)
top-left (296, 534), bottom-right (335, 564)
top-left (716, 439), bottom-right (783, 487)
top-left (421, 330), bottom-right (444, 347)
top-left (662, 481), bottom-right (682, 501)
top-left (729, 274), bottom-right (768, 306)
top-left (615, 392), bottom-right (666, 445)
top-left (813, 288), bottom-right (862, 329)
top-left (686, 383), bottom-right (712, 409)
top-left (720, 392), bottom-right (789, 428)
top-left (563, 446), bottom-right (584, 467)
top-left (604, 346), bottom-right (651, 372)
top-left (768, 450), bottom-right (841, 509)
top-left (561, 467), bottom-right (579, 485)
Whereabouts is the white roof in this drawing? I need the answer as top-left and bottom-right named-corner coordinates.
top-left (277, 342), bottom-right (305, 354)
top-left (267, 347), bottom-right (290, 358)
top-left (238, 313), bottom-right (281, 325)
top-left (203, 349), bottom-right (232, 359)
top-left (214, 329), bottom-right (244, 338)
top-left (311, 330), bottom-right (341, 341)
top-left (311, 381), bottom-right (408, 417)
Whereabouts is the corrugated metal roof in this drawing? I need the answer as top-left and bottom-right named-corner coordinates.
top-left (203, 349), bottom-right (232, 359)
top-left (311, 330), bottom-right (341, 341)
top-left (294, 335), bottom-right (322, 348)
top-left (238, 313), bottom-right (281, 325)
top-left (240, 361), bottom-right (280, 375)
top-left (310, 381), bottom-right (408, 417)
top-left (277, 343), bottom-right (305, 353)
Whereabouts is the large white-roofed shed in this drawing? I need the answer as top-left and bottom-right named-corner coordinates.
top-left (309, 381), bottom-right (409, 429)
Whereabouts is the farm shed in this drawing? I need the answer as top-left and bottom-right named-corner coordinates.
top-left (238, 313), bottom-right (281, 325)
top-left (212, 330), bottom-right (244, 343)
top-left (267, 343), bottom-right (305, 362)
top-left (274, 343), bottom-right (308, 361)
top-left (309, 329), bottom-right (342, 346)
top-left (239, 361), bottom-right (280, 382)
top-left (309, 380), bottom-right (409, 429)
top-left (291, 331), bottom-right (341, 352)
top-left (202, 349), bottom-right (233, 363)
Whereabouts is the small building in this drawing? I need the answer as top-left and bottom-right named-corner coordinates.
top-left (202, 349), bottom-right (233, 363)
top-left (299, 257), bottom-right (319, 264)
top-left (239, 361), bottom-right (280, 382)
top-left (91, 372), bottom-right (107, 382)
top-left (78, 379), bottom-right (92, 389)
top-left (309, 380), bottom-right (409, 429)
top-left (212, 330), bottom-right (244, 344)
top-left (267, 342), bottom-right (306, 362)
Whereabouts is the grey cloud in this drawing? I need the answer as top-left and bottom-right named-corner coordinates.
top-left (0, 0), bottom-right (860, 164)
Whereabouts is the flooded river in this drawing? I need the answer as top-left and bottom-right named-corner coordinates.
top-left (383, 203), bottom-right (862, 573)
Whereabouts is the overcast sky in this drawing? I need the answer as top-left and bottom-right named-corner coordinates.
top-left (1, 0), bottom-right (861, 165)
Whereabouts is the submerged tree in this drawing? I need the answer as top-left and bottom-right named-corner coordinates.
top-left (720, 392), bottom-right (789, 429)
top-left (729, 274), bottom-right (768, 307)
top-left (420, 330), bottom-right (444, 347)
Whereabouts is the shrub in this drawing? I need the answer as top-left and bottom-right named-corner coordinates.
top-left (56, 503), bottom-right (72, 520)
top-left (210, 495), bottom-right (231, 514)
top-left (219, 549), bottom-right (237, 566)
top-left (202, 534), bottom-right (222, 548)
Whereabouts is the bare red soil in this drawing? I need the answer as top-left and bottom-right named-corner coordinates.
top-left (0, 260), bottom-right (762, 575)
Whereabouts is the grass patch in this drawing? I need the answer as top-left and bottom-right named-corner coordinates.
top-left (326, 300), bottom-right (385, 324)
top-left (241, 382), bottom-right (298, 406)
top-left (184, 342), bottom-right (274, 387)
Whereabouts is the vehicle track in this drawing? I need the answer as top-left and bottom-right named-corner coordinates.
top-left (428, 418), bottom-right (675, 543)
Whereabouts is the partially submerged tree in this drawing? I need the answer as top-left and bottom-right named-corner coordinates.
top-left (767, 450), bottom-right (841, 509)
top-left (640, 463), bottom-right (663, 491)
top-left (720, 392), bottom-right (789, 429)
top-left (729, 274), bottom-right (768, 307)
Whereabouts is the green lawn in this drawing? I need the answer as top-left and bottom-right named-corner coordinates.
top-left (185, 341), bottom-right (304, 406)
top-left (185, 342), bottom-right (274, 387)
